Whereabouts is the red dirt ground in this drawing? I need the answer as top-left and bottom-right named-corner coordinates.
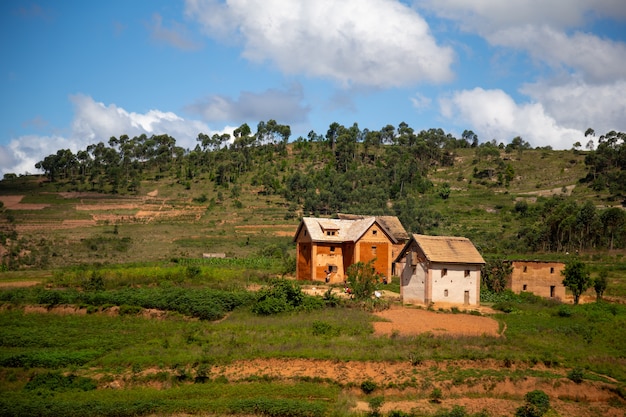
top-left (372, 305), bottom-right (500, 337)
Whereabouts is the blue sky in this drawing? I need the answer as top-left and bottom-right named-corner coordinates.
top-left (1, 0), bottom-right (625, 176)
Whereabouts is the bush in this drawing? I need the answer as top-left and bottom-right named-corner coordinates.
top-left (493, 301), bottom-right (519, 313)
top-left (557, 305), bottom-right (572, 317)
top-left (118, 304), bottom-right (142, 316)
top-left (252, 279), bottom-right (310, 315)
top-left (567, 367), bottom-right (584, 383)
top-left (361, 380), bottom-right (377, 394)
top-left (515, 390), bottom-right (550, 417)
top-left (311, 321), bottom-right (338, 337)
top-left (430, 388), bottom-right (443, 403)
top-left (228, 398), bottom-right (326, 417)
top-left (24, 371), bottom-right (97, 392)
top-left (368, 396), bottom-right (384, 416)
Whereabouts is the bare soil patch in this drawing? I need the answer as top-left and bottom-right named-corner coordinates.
top-left (372, 305), bottom-right (500, 337)
top-left (0, 280), bottom-right (41, 288)
top-left (107, 358), bottom-right (623, 417)
top-left (520, 184), bottom-right (575, 197)
top-left (0, 195), bottom-right (49, 210)
top-left (235, 224), bottom-right (297, 237)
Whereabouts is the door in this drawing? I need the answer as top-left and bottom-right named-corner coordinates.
top-left (464, 290), bottom-right (470, 305)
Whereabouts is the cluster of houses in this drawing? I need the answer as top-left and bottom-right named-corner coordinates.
top-left (293, 214), bottom-right (566, 307)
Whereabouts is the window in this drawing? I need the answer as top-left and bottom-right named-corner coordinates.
top-left (464, 270), bottom-right (470, 277)
top-left (441, 268), bottom-right (448, 277)
top-left (523, 266), bottom-right (527, 273)
top-left (326, 231), bottom-right (336, 236)
top-left (327, 265), bottom-right (338, 273)
top-left (330, 246), bottom-right (335, 253)
top-left (444, 289), bottom-right (449, 297)
top-left (372, 230), bottom-right (377, 235)
top-left (304, 230), bottom-right (307, 236)
top-left (550, 267), bottom-right (554, 274)
top-left (523, 284), bottom-right (527, 291)
top-left (371, 246), bottom-right (377, 255)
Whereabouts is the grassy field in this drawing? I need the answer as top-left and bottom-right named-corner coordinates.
top-left (1, 260), bottom-right (625, 416)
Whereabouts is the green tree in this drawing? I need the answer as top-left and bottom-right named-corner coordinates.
top-left (601, 207), bottom-right (626, 250)
top-left (593, 270), bottom-right (608, 302)
top-left (561, 260), bottom-right (592, 305)
top-left (482, 260), bottom-right (512, 293)
top-left (346, 260), bottom-right (381, 300)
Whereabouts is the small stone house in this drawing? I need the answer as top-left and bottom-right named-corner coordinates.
top-left (293, 215), bottom-right (408, 283)
top-left (395, 234), bottom-right (485, 306)
top-left (508, 260), bottom-right (566, 299)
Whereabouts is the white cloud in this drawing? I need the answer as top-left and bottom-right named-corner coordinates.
top-left (70, 94), bottom-right (209, 150)
top-left (416, 1), bottom-right (626, 82)
top-left (414, 0), bottom-right (626, 33)
top-left (1, 135), bottom-right (77, 177)
top-left (185, 0), bottom-right (455, 88)
top-left (0, 95), bottom-right (214, 176)
top-left (186, 85), bottom-right (310, 123)
top-left (439, 88), bottom-right (583, 149)
top-left (410, 92), bottom-right (432, 110)
top-left (487, 26), bottom-right (626, 83)
top-left (521, 79), bottom-right (626, 135)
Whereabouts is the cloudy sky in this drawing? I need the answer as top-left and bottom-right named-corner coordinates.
top-left (1, 0), bottom-right (625, 176)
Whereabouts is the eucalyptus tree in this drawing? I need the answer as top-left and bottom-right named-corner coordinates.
top-left (601, 207), bottom-right (626, 250)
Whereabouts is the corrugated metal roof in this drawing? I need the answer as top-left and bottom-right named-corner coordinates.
top-left (413, 234), bottom-right (485, 264)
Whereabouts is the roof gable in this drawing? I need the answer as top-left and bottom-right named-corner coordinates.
top-left (338, 213), bottom-right (408, 242)
top-left (294, 216), bottom-right (398, 244)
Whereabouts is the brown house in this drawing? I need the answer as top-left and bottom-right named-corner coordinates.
top-left (395, 234), bottom-right (485, 306)
top-left (293, 215), bottom-right (408, 283)
top-left (508, 260), bottom-right (566, 299)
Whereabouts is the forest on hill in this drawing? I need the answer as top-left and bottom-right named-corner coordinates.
top-left (2, 121), bottom-right (626, 267)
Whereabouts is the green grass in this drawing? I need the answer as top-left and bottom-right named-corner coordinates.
top-left (2, 290), bottom-right (625, 380)
top-left (1, 281), bottom-right (626, 416)
top-left (1, 381), bottom-right (336, 417)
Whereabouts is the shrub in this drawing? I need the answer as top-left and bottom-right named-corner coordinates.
top-left (252, 279), bottom-right (307, 315)
top-left (361, 380), bottom-right (377, 394)
top-left (311, 320), bottom-right (338, 337)
top-left (368, 396), bottom-right (384, 416)
top-left (557, 305), bottom-right (572, 317)
top-left (24, 371), bottom-right (97, 392)
top-left (322, 287), bottom-right (342, 307)
top-left (118, 304), bottom-right (142, 316)
top-left (515, 390), bottom-right (550, 417)
top-left (228, 398), bottom-right (326, 417)
top-left (567, 367), bottom-right (584, 384)
top-left (430, 387), bottom-right (443, 403)
top-left (493, 301), bottom-right (519, 313)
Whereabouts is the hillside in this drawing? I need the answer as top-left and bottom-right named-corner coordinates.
top-left (0, 128), bottom-right (624, 276)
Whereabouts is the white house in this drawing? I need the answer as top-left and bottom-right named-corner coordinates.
top-left (395, 234), bottom-right (485, 306)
